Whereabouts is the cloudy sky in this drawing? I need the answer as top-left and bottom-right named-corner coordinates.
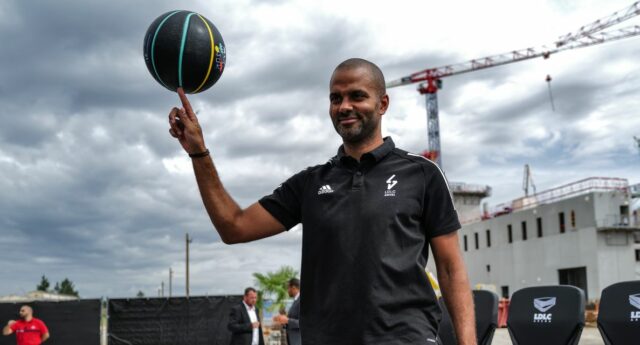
top-left (1, 0), bottom-right (638, 298)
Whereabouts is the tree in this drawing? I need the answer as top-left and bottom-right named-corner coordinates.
top-left (253, 266), bottom-right (298, 313)
top-left (54, 278), bottom-right (79, 297)
top-left (136, 291), bottom-right (145, 298)
top-left (36, 275), bottom-right (50, 292)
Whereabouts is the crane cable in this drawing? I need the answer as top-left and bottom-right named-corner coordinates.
top-left (546, 74), bottom-right (556, 112)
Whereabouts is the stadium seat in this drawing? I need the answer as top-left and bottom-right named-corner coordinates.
top-left (437, 290), bottom-right (499, 345)
top-left (507, 285), bottom-right (585, 345)
top-left (474, 290), bottom-right (499, 345)
top-left (597, 280), bottom-right (640, 345)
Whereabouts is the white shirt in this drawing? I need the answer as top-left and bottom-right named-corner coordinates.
top-left (243, 301), bottom-right (259, 345)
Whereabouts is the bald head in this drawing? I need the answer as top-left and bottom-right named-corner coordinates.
top-left (19, 305), bottom-right (33, 320)
top-left (332, 58), bottom-right (386, 97)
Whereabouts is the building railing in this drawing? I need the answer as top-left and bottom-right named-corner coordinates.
top-left (596, 214), bottom-right (633, 229)
top-left (460, 177), bottom-right (629, 225)
top-left (450, 182), bottom-right (492, 196)
top-left (493, 177), bottom-right (628, 215)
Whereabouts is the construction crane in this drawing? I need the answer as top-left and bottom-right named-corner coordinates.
top-left (522, 164), bottom-right (537, 197)
top-left (387, 2), bottom-right (640, 169)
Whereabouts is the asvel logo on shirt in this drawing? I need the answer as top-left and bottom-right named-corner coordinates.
top-left (533, 297), bottom-right (556, 323)
top-left (318, 185), bottom-right (334, 195)
top-left (630, 293), bottom-right (640, 321)
top-left (385, 174), bottom-right (398, 197)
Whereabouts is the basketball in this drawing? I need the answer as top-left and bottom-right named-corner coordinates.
top-left (143, 10), bottom-right (226, 94)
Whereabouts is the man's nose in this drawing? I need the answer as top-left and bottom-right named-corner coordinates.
top-left (338, 99), bottom-right (353, 113)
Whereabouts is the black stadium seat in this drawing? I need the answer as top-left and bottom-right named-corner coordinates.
top-left (437, 290), bottom-right (499, 345)
top-left (597, 280), bottom-right (640, 345)
top-left (507, 285), bottom-right (585, 345)
top-left (473, 290), bottom-right (499, 345)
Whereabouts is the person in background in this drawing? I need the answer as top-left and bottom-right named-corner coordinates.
top-left (273, 278), bottom-right (300, 345)
top-left (2, 305), bottom-right (50, 345)
top-left (228, 287), bottom-right (265, 345)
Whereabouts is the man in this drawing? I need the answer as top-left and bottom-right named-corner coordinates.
top-left (2, 305), bottom-right (50, 345)
top-left (273, 278), bottom-right (300, 345)
top-left (228, 287), bottom-right (264, 345)
top-left (169, 58), bottom-right (476, 345)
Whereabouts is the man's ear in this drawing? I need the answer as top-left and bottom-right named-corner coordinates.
top-left (379, 94), bottom-right (390, 115)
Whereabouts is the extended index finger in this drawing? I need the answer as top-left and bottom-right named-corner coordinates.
top-left (177, 88), bottom-right (195, 118)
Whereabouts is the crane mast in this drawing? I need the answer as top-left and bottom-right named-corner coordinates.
top-left (387, 2), bottom-right (640, 169)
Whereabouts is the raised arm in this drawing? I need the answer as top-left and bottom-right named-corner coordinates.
top-left (431, 232), bottom-right (477, 345)
top-left (3, 320), bottom-right (15, 336)
top-left (169, 89), bottom-right (285, 244)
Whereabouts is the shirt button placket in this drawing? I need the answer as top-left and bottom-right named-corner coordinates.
top-left (352, 170), bottom-right (364, 190)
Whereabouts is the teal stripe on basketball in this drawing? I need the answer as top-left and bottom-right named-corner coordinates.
top-left (178, 13), bottom-right (196, 88)
top-left (151, 10), bottom-right (181, 90)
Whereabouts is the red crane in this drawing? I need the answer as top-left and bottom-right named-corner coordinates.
top-left (386, 2), bottom-right (640, 169)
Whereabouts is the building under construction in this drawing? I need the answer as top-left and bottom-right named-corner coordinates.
top-left (443, 177), bottom-right (640, 301)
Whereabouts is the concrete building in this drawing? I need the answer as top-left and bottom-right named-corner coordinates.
top-left (439, 177), bottom-right (639, 301)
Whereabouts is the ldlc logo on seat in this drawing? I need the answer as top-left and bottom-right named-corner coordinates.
top-left (533, 297), bottom-right (556, 323)
top-left (630, 293), bottom-right (640, 322)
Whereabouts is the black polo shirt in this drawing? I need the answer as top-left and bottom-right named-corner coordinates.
top-left (259, 137), bottom-right (460, 345)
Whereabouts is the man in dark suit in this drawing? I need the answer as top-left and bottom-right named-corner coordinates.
top-left (274, 278), bottom-right (301, 345)
top-left (228, 287), bottom-right (265, 345)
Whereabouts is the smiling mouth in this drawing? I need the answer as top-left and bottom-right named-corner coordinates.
top-left (338, 117), bottom-right (359, 125)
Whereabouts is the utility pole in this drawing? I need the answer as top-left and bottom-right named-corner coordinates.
top-left (161, 281), bottom-right (165, 297)
top-left (169, 267), bottom-right (173, 298)
top-left (186, 233), bottom-right (192, 298)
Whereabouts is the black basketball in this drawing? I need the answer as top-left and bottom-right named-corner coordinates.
top-left (143, 10), bottom-right (226, 94)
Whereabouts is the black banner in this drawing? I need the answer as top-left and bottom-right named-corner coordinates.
top-left (108, 296), bottom-right (241, 345)
top-left (0, 299), bottom-right (102, 345)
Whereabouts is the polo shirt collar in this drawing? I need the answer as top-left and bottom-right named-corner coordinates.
top-left (336, 137), bottom-right (395, 164)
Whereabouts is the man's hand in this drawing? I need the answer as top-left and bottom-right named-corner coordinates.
top-left (251, 321), bottom-right (260, 329)
top-left (273, 315), bottom-right (289, 325)
top-left (3, 321), bottom-right (15, 336)
top-left (168, 88), bottom-right (207, 155)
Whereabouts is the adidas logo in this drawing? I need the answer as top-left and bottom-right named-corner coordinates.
top-left (318, 185), bottom-right (334, 195)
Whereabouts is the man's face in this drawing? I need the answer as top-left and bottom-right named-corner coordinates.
top-left (18, 306), bottom-right (31, 319)
top-left (329, 67), bottom-right (388, 144)
top-left (244, 291), bottom-right (257, 307)
top-left (287, 284), bottom-right (298, 298)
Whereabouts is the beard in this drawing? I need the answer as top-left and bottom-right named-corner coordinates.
top-left (332, 110), bottom-right (380, 144)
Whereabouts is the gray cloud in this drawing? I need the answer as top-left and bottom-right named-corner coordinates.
top-left (1, 0), bottom-right (638, 298)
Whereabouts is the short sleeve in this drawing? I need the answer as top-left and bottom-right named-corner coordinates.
top-left (9, 322), bottom-right (18, 331)
top-left (423, 167), bottom-right (461, 238)
top-left (38, 320), bottom-right (49, 334)
top-left (259, 169), bottom-right (308, 230)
